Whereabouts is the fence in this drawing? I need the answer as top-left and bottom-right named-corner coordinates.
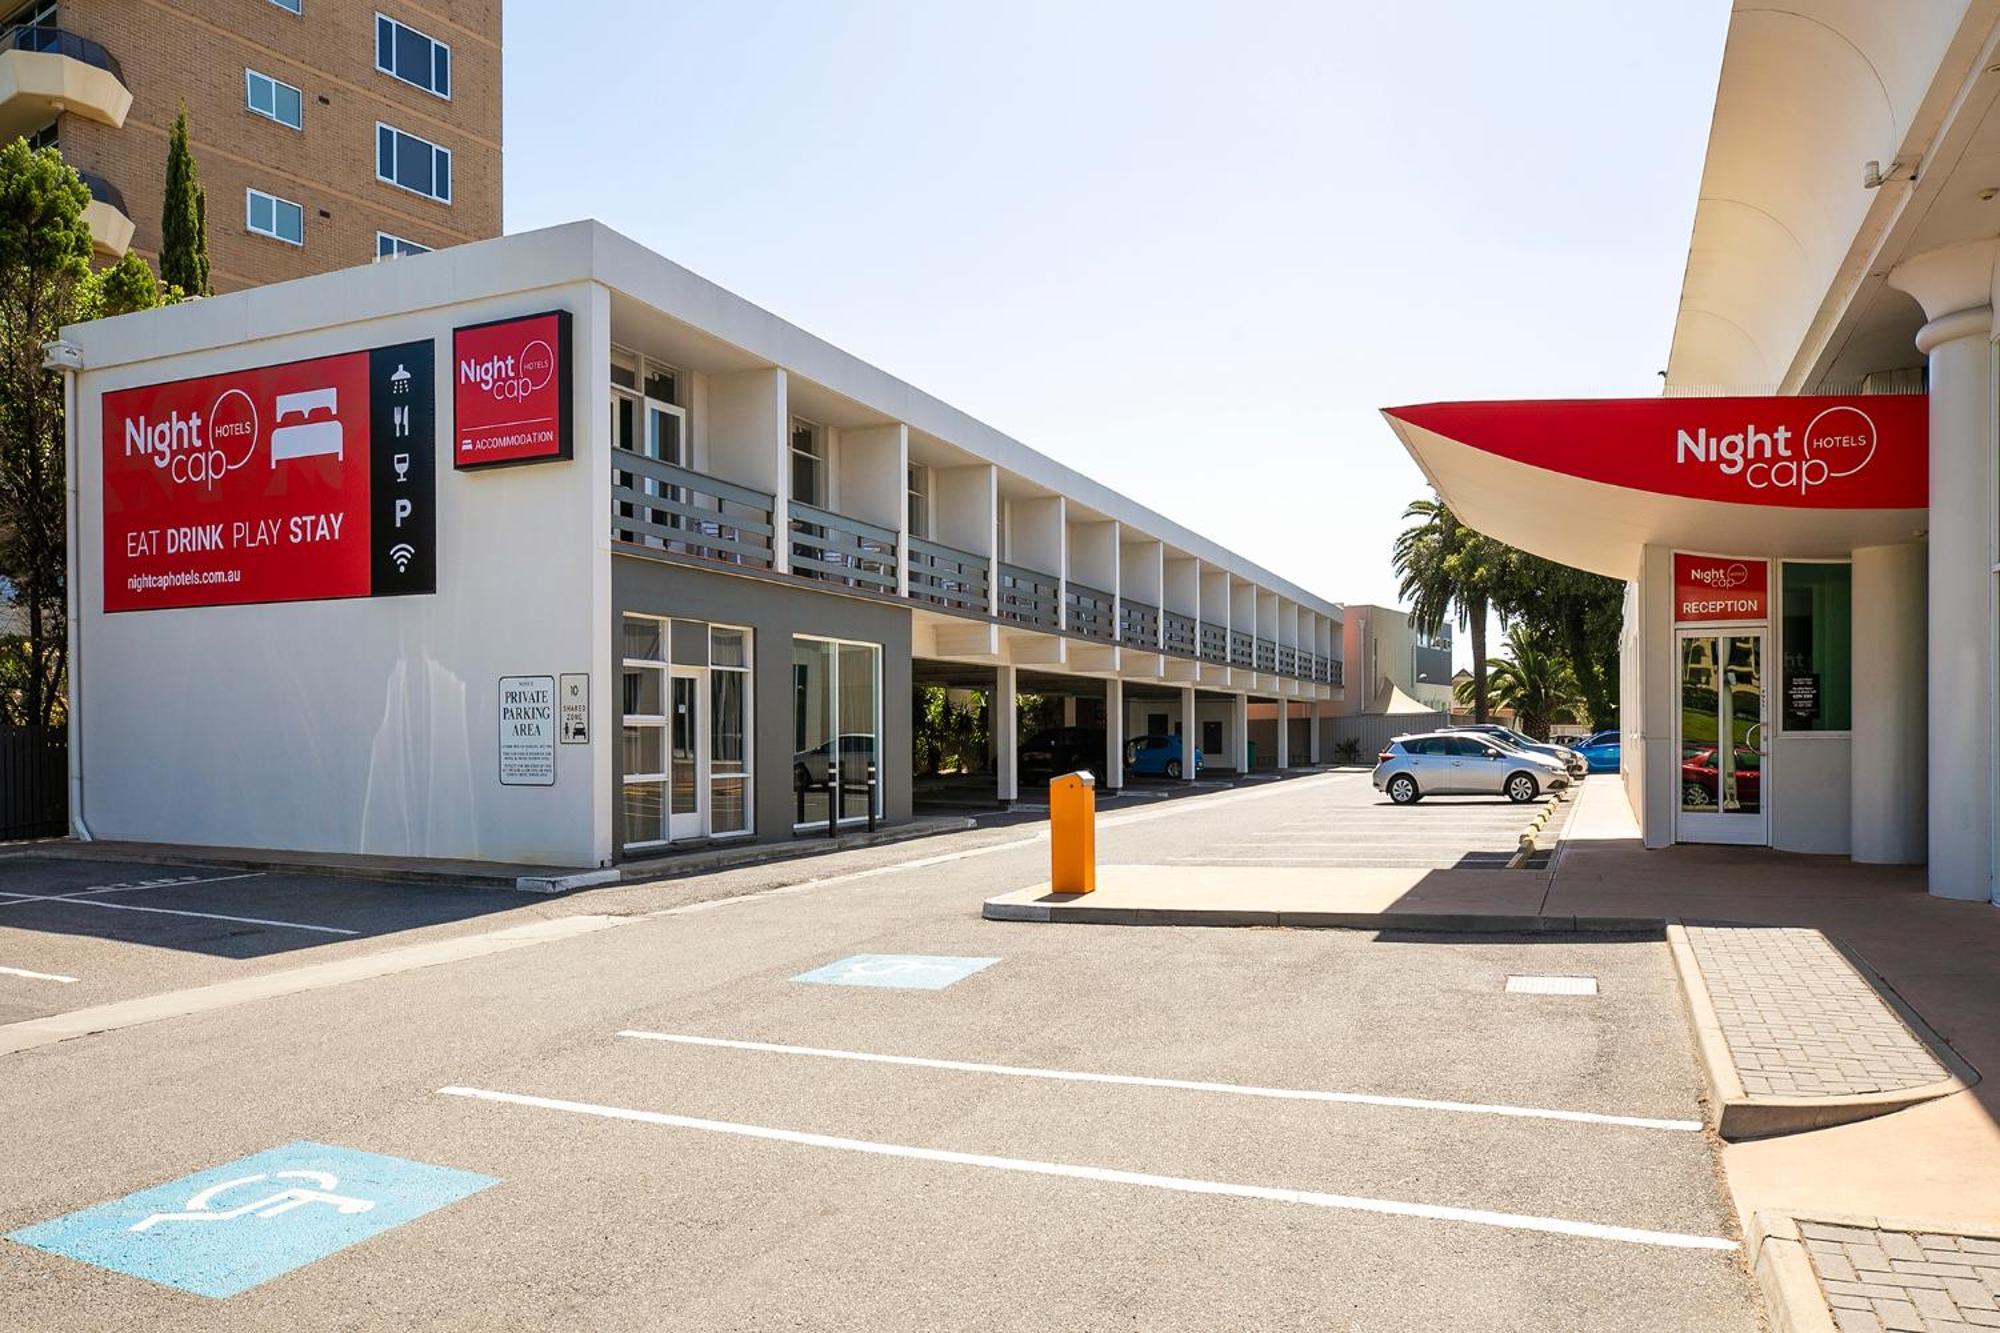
top-left (0, 726), bottom-right (67, 839)
top-left (1320, 711), bottom-right (1450, 763)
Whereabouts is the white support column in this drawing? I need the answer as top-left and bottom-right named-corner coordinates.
top-left (1890, 241), bottom-right (1996, 901)
top-left (996, 664), bottom-right (1019, 805)
top-left (1232, 692), bottom-right (1249, 773)
top-left (1104, 678), bottom-right (1124, 791)
top-left (1179, 684), bottom-right (1198, 782)
top-left (1275, 697), bottom-right (1289, 769)
top-left (1308, 699), bottom-right (1322, 765)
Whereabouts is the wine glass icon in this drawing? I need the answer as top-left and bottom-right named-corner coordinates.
top-left (393, 453), bottom-right (410, 482)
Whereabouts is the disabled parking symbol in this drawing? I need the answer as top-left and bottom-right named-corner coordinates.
top-left (7, 1142), bottom-right (497, 1298)
top-left (792, 954), bottom-right (1000, 990)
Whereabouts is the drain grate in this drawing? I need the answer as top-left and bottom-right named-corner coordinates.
top-left (1506, 975), bottom-right (1598, 996)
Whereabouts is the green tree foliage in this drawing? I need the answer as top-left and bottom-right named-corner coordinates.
top-left (160, 104), bottom-right (211, 298)
top-left (1495, 553), bottom-right (1624, 729)
top-left (1392, 495), bottom-right (1510, 724)
top-left (1456, 625), bottom-right (1574, 739)
top-left (0, 141), bottom-right (166, 726)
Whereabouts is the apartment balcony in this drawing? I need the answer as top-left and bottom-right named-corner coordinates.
top-left (907, 535), bottom-right (988, 616)
top-left (611, 450), bottom-right (777, 569)
top-left (995, 563), bottom-right (1060, 633)
top-left (1118, 597), bottom-right (1160, 650)
top-left (0, 26), bottom-right (131, 142)
top-left (1064, 582), bottom-right (1116, 644)
top-left (77, 169), bottom-right (131, 258)
top-left (1198, 621), bottom-right (1229, 664)
top-left (1277, 644), bottom-right (1297, 678)
top-left (789, 501), bottom-right (897, 597)
top-left (1229, 629), bottom-right (1254, 668)
top-left (1163, 609), bottom-right (1197, 658)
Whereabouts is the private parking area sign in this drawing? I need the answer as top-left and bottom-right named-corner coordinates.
top-left (6, 1141), bottom-right (497, 1299)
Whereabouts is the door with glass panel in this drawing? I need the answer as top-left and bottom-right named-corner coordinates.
top-left (667, 668), bottom-right (705, 841)
top-left (1675, 630), bottom-right (1769, 845)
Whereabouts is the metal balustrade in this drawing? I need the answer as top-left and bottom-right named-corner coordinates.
top-left (612, 451), bottom-right (775, 568)
top-left (1229, 629), bottom-right (1253, 667)
top-left (789, 501), bottom-right (898, 596)
top-left (1256, 638), bottom-right (1278, 672)
top-left (907, 536), bottom-right (989, 614)
top-left (1330, 657), bottom-right (1344, 687)
top-left (1065, 582), bottom-right (1116, 643)
top-left (1200, 621), bottom-right (1229, 663)
top-left (996, 563), bottom-right (1061, 631)
top-left (1119, 597), bottom-right (1160, 649)
top-left (1278, 644), bottom-right (1297, 677)
top-left (1163, 610), bottom-right (1198, 657)
top-left (4, 24), bottom-right (123, 80)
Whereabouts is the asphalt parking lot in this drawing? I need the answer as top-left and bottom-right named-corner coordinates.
top-left (0, 777), bottom-right (1756, 1330)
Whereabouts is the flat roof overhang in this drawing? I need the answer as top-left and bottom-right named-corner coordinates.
top-left (1382, 397), bottom-right (1929, 580)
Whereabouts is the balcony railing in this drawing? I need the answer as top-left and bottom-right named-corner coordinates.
top-left (1277, 645), bottom-right (1297, 678)
top-left (1065, 582), bottom-right (1116, 643)
top-left (612, 451), bottom-right (775, 569)
top-left (907, 535), bottom-right (988, 615)
top-left (76, 169), bottom-right (126, 214)
top-left (1199, 621), bottom-right (1229, 664)
top-left (996, 563), bottom-right (1060, 632)
top-left (4, 25), bottom-right (123, 80)
top-left (1163, 610), bottom-right (1197, 657)
top-left (1330, 657), bottom-right (1344, 688)
top-left (1229, 629), bottom-right (1253, 667)
top-left (1256, 638), bottom-right (1278, 673)
top-left (1119, 597), bottom-right (1160, 649)
top-left (789, 501), bottom-right (897, 597)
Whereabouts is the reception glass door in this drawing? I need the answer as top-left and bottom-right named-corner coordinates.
top-left (1676, 631), bottom-right (1768, 845)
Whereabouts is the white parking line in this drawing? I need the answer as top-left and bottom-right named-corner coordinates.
top-left (0, 872), bottom-right (265, 909)
top-left (0, 965), bottom-right (78, 983)
top-left (436, 1086), bottom-right (1736, 1252)
top-left (0, 893), bottom-right (357, 936)
top-left (615, 1031), bottom-right (1702, 1131)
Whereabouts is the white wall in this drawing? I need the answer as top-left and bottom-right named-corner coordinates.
top-left (72, 282), bottom-right (612, 867)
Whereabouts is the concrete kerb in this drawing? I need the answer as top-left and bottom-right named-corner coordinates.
top-left (1665, 923), bottom-right (1978, 1142)
top-left (1505, 791), bottom-right (1563, 869)
top-left (1744, 1211), bottom-right (2000, 1333)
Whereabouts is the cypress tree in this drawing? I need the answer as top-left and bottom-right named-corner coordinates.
top-left (160, 104), bottom-right (210, 297)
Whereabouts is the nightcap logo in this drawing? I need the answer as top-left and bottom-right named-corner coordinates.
top-left (1674, 405), bottom-right (1878, 496)
top-left (459, 336), bottom-right (554, 403)
top-left (121, 388), bottom-right (261, 489)
top-left (1687, 561), bottom-right (1750, 590)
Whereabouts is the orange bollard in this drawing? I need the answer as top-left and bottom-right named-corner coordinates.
top-left (1049, 770), bottom-right (1097, 893)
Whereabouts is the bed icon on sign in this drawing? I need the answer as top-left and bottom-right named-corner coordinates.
top-left (270, 387), bottom-right (344, 466)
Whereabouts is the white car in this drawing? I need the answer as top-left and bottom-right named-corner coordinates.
top-left (1372, 731), bottom-right (1571, 805)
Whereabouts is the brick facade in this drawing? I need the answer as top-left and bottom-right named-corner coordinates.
top-left (36, 0), bottom-right (500, 291)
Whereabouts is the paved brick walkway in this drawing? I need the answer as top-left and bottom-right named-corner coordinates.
top-left (1682, 925), bottom-right (1948, 1097)
top-left (1803, 1221), bottom-right (2000, 1331)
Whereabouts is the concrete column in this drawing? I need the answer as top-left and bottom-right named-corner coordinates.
top-left (1232, 693), bottom-right (1250, 773)
top-left (1275, 698), bottom-right (1289, 769)
top-left (995, 665), bottom-right (1019, 804)
top-left (1061, 696), bottom-right (1077, 726)
top-left (1309, 700), bottom-right (1322, 764)
top-left (1104, 678), bottom-right (1124, 791)
top-left (1179, 684), bottom-right (1197, 782)
top-left (1852, 543), bottom-right (1927, 864)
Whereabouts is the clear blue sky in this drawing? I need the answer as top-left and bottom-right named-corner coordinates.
top-left (503, 1), bottom-right (1730, 655)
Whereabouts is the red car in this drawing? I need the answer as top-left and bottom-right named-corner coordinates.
top-left (1681, 746), bottom-right (1761, 807)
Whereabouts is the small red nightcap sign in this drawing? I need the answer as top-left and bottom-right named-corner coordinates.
top-left (1673, 553), bottom-right (1768, 623)
top-left (452, 310), bottom-right (573, 469)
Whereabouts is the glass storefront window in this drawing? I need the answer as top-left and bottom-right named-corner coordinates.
top-left (1780, 563), bottom-right (1852, 732)
top-left (710, 627), bottom-right (751, 836)
top-left (792, 636), bottom-right (880, 827)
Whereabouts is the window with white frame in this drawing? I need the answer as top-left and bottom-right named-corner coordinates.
top-left (907, 464), bottom-right (930, 541)
top-left (621, 616), bottom-right (670, 847)
top-left (245, 69), bottom-right (303, 129)
top-left (709, 627), bottom-right (752, 835)
top-left (7, 1), bottom-right (56, 32)
top-left (376, 122), bottom-right (451, 203)
top-left (375, 12), bottom-right (451, 99)
top-left (246, 188), bottom-right (304, 245)
top-left (375, 232), bottom-right (430, 260)
top-left (789, 417), bottom-right (825, 508)
top-left (792, 636), bottom-right (881, 827)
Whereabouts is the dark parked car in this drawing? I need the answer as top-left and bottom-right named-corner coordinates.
top-left (1020, 727), bottom-right (1106, 779)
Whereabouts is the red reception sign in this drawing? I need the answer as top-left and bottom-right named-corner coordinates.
top-left (452, 310), bottom-right (573, 469)
top-left (1674, 554), bottom-right (1768, 622)
top-left (1385, 394), bottom-right (1927, 510)
top-left (102, 343), bottom-right (436, 612)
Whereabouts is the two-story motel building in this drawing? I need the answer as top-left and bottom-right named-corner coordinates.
top-left (63, 221), bottom-right (1342, 869)
top-left (1388, 0), bottom-right (2000, 908)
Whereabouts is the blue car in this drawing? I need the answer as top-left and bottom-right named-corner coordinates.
top-left (1575, 730), bottom-right (1620, 774)
top-left (1126, 734), bottom-right (1202, 778)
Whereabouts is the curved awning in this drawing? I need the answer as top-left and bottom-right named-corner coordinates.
top-left (1381, 395), bottom-right (1928, 580)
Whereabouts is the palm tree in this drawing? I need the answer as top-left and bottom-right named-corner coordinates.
top-left (1392, 496), bottom-right (1510, 723)
top-left (1458, 626), bottom-right (1575, 739)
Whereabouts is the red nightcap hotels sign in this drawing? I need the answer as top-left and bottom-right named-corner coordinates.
top-left (1384, 394), bottom-right (1927, 509)
top-left (1674, 554), bottom-right (1768, 622)
top-left (453, 309), bottom-right (573, 469)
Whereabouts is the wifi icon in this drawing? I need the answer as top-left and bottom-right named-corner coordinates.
top-left (389, 543), bottom-right (417, 573)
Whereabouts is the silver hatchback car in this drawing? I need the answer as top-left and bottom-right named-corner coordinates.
top-left (1372, 731), bottom-right (1571, 805)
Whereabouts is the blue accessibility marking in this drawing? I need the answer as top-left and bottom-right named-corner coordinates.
top-left (792, 954), bottom-right (1000, 990)
top-left (6, 1141), bottom-right (498, 1299)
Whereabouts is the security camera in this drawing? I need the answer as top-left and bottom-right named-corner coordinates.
top-left (40, 340), bottom-right (83, 372)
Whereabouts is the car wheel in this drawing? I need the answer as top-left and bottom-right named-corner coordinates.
top-left (1165, 759), bottom-right (1182, 779)
top-left (1387, 774), bottom-right (1419, 805)
top-left (1506, 772), bottom-right (1539, 803)
top-left (1682, 782), bottom-right (1710, 807)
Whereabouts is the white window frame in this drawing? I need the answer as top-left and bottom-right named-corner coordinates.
top-left (375, 231), bottom-right (430, 260)
top-left (791, 634), bottom-right (883, 830)
top-left (790, 416), bottom-right (826, 508)
top-left (245, 68), bottom-right (304, 131)
top-left (375, 11), bottom-right (452, 100)
top-left (907, 463), bottom-right (930, 541)
top-left (245, 188), bottom-right (304, 246)
top-left (375, 121), bottom-right (452, 204)
top-left (621, 615), bottom-right (672, 850)
top-left (707, 625), bottom-right (755, 839)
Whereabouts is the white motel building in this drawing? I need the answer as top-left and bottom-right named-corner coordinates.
top-left (62, 221), bottom-right (1343, 869)
top-left (1388, 0), bottom-right (2000, 907)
